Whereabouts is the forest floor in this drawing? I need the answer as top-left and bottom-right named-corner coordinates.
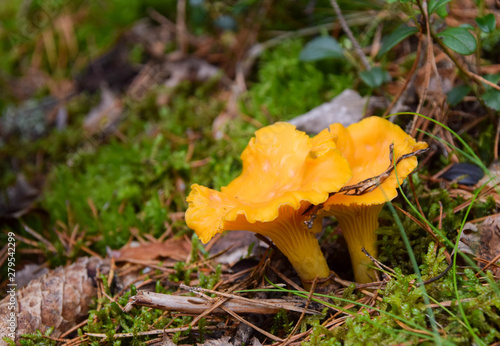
top-left (1, 0), bottom-right (500, 345)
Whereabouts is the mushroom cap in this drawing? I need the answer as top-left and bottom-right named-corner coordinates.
top-left (325, 116), bottom-right (428, 207)
top-left (186, 122), bottom-right (352, 243)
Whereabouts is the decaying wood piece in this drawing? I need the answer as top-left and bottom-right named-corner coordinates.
top-left (0, 257), bottom-right (104, 343)
top-left (124, 290), bottom-right (320, 315)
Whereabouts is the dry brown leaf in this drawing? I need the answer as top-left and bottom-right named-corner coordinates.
top-left (112, 238), bottom-right (191, 262)
top-left (0, 257), bottom-right (104, 343)
top-left (459, 216), bottom-right (500, 277)
top-left (458, 223), bottom-right (480, 256)
top-left (477, 215), bottom-right (500, 276)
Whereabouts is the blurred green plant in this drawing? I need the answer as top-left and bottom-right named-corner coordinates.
top-left (244, 39), bottom-right (355, 123)
top-left (37, 83), bottom-right (256, 257)
top-left (296, 0), bottom-right (500, 109)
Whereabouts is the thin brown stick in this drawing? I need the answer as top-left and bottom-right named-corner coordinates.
top-left (438, 201), bottom-right (444, 231)
top-left (362, 247), bottom-right (395, 275)
top-left (470, 71), bottom-right (500, 92)
top-left (176, 0), bottom-right (188, 54)
top-left (431, 31), bottom-right (500, 92)
top-left (22, 223), bottom-right (56, 252)
top-left (384, 30), bottom-right (423, 117)
top-left (469, 212), bottom-right (500, 224)
top-left (281, 277), bottom-right (318, 346)
top-left (59, 320), bottom-right (88, 339)
top-left (408, 175), bottom-right (426, 225)
top-left (222, 306), bottom-right (284, 342)
top-left (414, 3), bottom-right (432, 118)
top-left (42, 335), bottom-right (71, 343)
top-left (495, 118), bottom-right (500, 161)
top-left (269, 264), bottom-right (305, 292)
top-left (303, 140), bottom-right (428, 223)
top-left (476, 251), bottom-right (500, 277)
top-left (329, 0), bottom-right (370, 70)
top-left (432, 182), bottom-right (500, 221)
top-left (426, 298), bottom-right (474, 308)
top-left (395, 319), bottom-right (434, 337)
top-left (457, 114), bottom-right (489, 135)
top-left (126, 290), bottom-right (319, 315)
top-left (393, 204), bottom-right (440, 244)
top-left (180, 284), bottom-right (318, 313)
top-left (62, 334), bottom-right (89, 346)
top-left (337, 146), bottom-right (429, 196)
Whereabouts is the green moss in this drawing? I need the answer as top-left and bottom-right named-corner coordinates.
top-left (376, 174), bottom-right (496, 275)
top-left (27, 81), bottom-right (256, 263)
top-left (243, 39), bottom-right (355, 124)
top-left (478, 124), bottom-right (495, 164)
top-left (303, 319), bottom-right (338, 346)
top-left (271, 310), bottom-right (293, 337)
top-left (306, 237), bottom-right (500, 344)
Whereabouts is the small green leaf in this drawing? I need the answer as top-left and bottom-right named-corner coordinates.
top-left (299, 36), bottom-right (344, 61)
top-left (483, 89), bottom-right (500, 111)
top-left (482, 74), bottom-right (500, 90)
top-left (459, 23), bottom-right (475, 31)
top-left (360, 67), bottom-right (389, 88)
top-left (439, 27), bottom-right (477, 55)
top-left (435, 4), bottom-right (448, 18)
top-left (214, 15), bottom-right (238, 31)
top-left (428, 0), bottom-right (452, 15)
top-left (447, 85), bottom-right (471, 106)
top-left (475, 13), bottom-right (496, 33)
top-left (378, 25), bottom-right (418, 58)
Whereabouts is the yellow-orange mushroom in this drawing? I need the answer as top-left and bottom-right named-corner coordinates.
top-left (186, 122), bottom-right (352, 285)
top-left (322, 117), bottom-right (428, 283)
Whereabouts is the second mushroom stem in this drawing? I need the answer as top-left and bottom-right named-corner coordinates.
top-left (330, 203), bottom-right (383, 283)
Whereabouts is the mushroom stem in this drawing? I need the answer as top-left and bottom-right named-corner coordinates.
top-left (263, 225), bottom-right (330, 285)
top-left (229, 205), bottom-right (331, 286)
top-left (330, 204), bottom-right (383, 283)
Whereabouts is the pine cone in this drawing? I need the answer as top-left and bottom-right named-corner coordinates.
top-left (0, 257), bottom-right (104, 344)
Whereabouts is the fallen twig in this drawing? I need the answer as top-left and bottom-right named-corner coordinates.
top-left (124, 290), bottom-right (320, 315)
top-left (329, 0), bottom-right (370, 70)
